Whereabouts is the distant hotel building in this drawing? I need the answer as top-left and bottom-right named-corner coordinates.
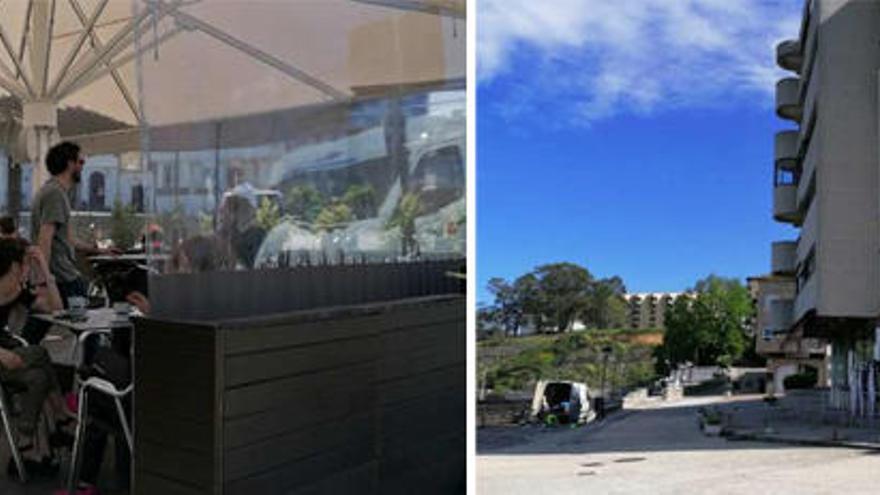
top-left (759, 0), bottom-right (878, 417)
top-left (623, 292), bottom-right (686, 330)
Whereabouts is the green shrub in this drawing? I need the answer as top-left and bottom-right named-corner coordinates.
top-left (784, 371), bottom-right (818, 390)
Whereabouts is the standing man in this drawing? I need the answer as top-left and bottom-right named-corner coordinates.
top-left (30, 141), bottom-right (116, 307)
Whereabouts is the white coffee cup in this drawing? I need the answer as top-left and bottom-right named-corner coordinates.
top-left (113, 302), bottom-right (131, 316)
top-left (68, 296), bottom-right (87, 317)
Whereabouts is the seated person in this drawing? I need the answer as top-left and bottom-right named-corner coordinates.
top-left (125, 235), bottom-right (231, 315)
top-left (0, 238), bottom-right (75, 474)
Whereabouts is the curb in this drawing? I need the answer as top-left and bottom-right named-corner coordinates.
top-left (725, 431), bottom-right (880, 451)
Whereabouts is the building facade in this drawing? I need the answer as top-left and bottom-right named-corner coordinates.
top-left (772, 0), bottom-right (879, 418)
top-left (748, 275), bottom-right (829, 395)
top-left (623, 292), bottom-right (685, 330)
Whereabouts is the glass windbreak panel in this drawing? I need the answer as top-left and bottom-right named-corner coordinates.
top-left (122, 0), bottom-right (465, 315)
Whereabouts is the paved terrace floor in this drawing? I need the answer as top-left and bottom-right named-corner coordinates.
top-left (0, 438), bottom-right (127, 495)
top-left (478, 395), bottom-right (880, 494)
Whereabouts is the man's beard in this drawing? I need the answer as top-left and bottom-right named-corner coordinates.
top-left (73, 170), bottom-right (82, 183)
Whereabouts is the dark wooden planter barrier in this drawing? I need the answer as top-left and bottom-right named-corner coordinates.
top-left (134, 261), bottom-right (465, 494)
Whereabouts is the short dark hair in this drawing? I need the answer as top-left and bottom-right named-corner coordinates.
top-left (0, 237), bottom-right (26, 278)
top-left (0, 216), bottom-right (15, 236)
top-left (46, 141), bottom-right (81, 176)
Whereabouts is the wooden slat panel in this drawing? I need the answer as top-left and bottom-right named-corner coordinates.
top-left (225, 380), bottom-right (375, 448)
top-left (150, 262), bottom-right (463, 321)
top-left (377, 364), bottom-right (464, 407)
top-left (289, 462), bottom-right (378, 495)
top-left (136, 415), bottom-right (214, 453)
top-left (135, 472), bottom-right (211, 495)
top-left (134, 318), bottom-right (219, 494)
top-left (379, 455), bottom-right (465, 495)
top-left (137, 382), bottom-right (216, 420)
top-left (225, 362), bottom-right (376, 418)
top-left (225, 443), bottom-right (375, 495)
top-left (380, 390), bottom-right (464, 445)
top-left (225, 336), bottom-right (379, 386)
top-left (224, 317), bottom-right (380, 356)
top-left (381, 341), bottom-right (464, 380)
top-left (137, 439), bottom-right (215, 489)
top-left (223, 299), bottom-right (463, 355)
top-left (225, 412), bottom-right (376, 482)
top-left (379, 432), bottom-right (465, 478)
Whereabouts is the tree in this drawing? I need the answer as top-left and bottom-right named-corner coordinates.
top-left (513, 273), bottom-right (542, 331)
top-left (255, 196), bottom-right (281, 231)
top-left (386, 193), bottom-right (422, 256)
top-left (109, 200), bottom-right (143, 250)
top-left (487, 277), bottom-right (522, 336)
top-left (342, 184), bottom-right (376, 220)
top-left (315, 202), bottom-right (353, 231)
top-left (584, 277), bottom-right (628, 329)
top-left (285, 184), bottom-right (325, 224)
top-left (476, 304), bottom-right (501, 339)
top-left (532, 263), bottom-right (593, 333)
top-left (659, 275), bottom-right (753, 368)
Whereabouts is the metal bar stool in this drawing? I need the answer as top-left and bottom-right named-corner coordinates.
top-left (0, 381), bottom-right (26, 483)
top-left (66, 377), bottom-right (132, 493)
top-left (0, 334), bottom-right (42, 484)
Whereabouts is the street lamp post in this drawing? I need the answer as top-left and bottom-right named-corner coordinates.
top-left (599, 345), bottom-right (613, 419)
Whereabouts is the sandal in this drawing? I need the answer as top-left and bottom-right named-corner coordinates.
top-left (52, 484), bottom-right (100, 495)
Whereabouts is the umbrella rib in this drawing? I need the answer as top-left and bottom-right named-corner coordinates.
top-left (39, 0), bottom-right (58, 97)
top-left (351, 0), bottom-right (465, 19)
top-left (62, 0), bottom-right (138, 121)
top-left (59, 24), bottom-right (183, 102)
top-left (0, 71), bottom-right (28, 99)
top-left (47, 0), bottom-right (110, 96)
top-left (16, 0), bottom-right (34, 82)
top-left (161, 6), bottom-right (348, 102)
top-left (0, 3), bottom-right (36, 97)
top-left (56, 0), bottom-right (182, 99)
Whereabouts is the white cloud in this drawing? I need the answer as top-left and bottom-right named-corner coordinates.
top-left (478, 0), bottom-right (804, 123)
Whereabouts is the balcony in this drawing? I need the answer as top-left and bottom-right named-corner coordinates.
top-left (771, 240), bottom-right (797, 275)
top-left (768, 298), bottom-right (794, 331)
top-left (776, 78), bottom-right (802, 122)
top-left (774, 184), bottom-right (801, 224)
top-left (774, 130), bottom-right (799, 171)
top-left (776, 39), bottom-right (802, 72)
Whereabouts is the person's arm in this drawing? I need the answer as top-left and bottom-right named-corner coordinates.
top-left (0, 348), bottom-right (23, 370)
top-left (27, 246), bottom-right (63, 313)
top-left (126, 291), bottom-right (151, 315)
top-left (37, 223), bottom-right (55, 267)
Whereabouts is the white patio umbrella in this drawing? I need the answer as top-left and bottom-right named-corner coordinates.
top-left (0, 0), bottom-right (465, 195)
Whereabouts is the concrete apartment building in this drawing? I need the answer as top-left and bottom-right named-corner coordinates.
top-left (747, 275), bottom-right (829, 394)
top-left (623, 292), bottom-right (685, 330)
top-left (771, 0), bottom-right (879, 416)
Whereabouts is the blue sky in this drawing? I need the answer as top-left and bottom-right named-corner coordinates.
top-left (477, 0), bottom-right (803, 303)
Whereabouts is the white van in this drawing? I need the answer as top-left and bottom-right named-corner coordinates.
top-left (529, 380), bottom-right (595, 425)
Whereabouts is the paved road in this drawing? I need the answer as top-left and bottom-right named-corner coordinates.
top-left (478, 395), bottom-right (880, 494)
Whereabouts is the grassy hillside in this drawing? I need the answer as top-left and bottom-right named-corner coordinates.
top-left (478, 329), bottom-right (662, 395)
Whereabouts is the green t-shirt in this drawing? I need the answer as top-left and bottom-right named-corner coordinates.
top-left (31, 178), bottom-right (80, 283)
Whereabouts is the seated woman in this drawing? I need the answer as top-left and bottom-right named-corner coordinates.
top-left (0, 238), bottom-right (75, 475)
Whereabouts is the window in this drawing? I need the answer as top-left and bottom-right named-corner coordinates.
top-left (775, 167), bottom-right (797, 187)
top-left (797, 247), bottom-right (816, 292)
